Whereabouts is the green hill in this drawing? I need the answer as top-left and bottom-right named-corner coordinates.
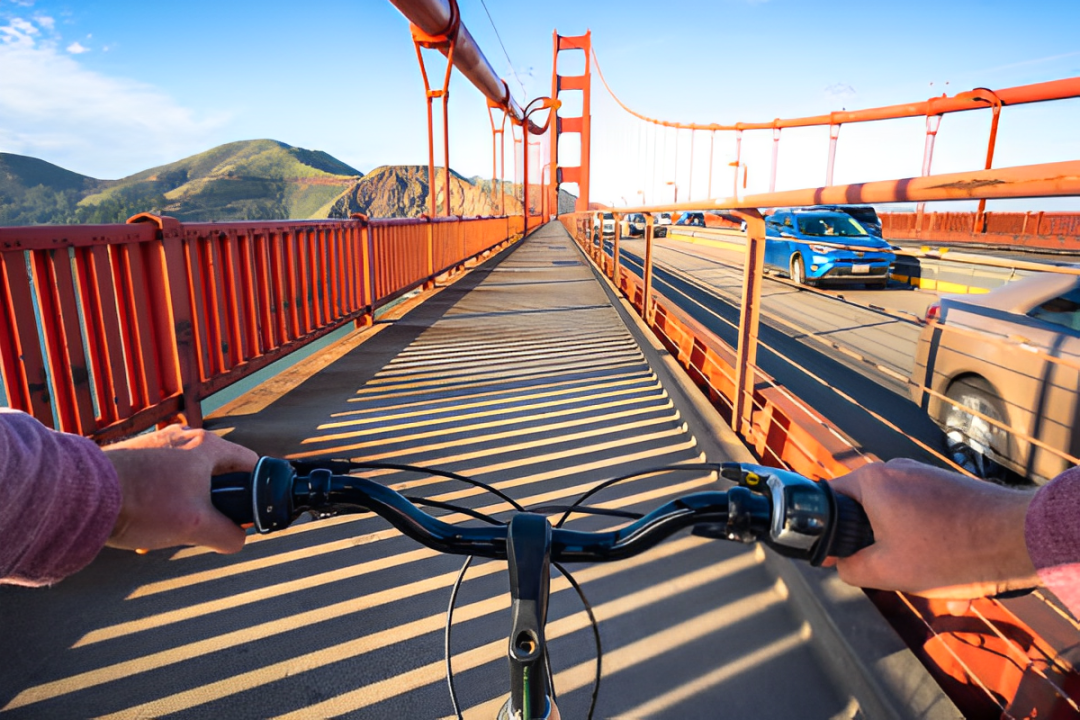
top-left (0, 153), bottom-right (105, 225)
top-left (79, 139), bottom-right (363, 222)
top-left (0, 141), bottom-right (572, 226)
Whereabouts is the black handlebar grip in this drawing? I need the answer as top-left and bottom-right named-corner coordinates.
top-left (825, 492), bottom-right (874, 559)
top-left (211, 471), bottom-right (255, 525)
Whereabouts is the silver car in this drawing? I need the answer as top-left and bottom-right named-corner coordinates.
top-left (910, 271), bottom-right (1080, 484)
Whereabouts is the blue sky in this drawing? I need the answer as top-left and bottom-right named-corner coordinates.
top-left (1, 0), bottom-right (1078, 209)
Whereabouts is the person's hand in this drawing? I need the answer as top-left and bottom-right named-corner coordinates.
top-left (103, 425), bottom-right (257, 554)
top-left (829, 458), bottom-right (1040, 599)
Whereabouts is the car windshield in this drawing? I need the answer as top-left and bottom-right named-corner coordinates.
top-left (796, 215), bottom-right (867, 237)
top-left (603, 213), bottom-right (614, 220)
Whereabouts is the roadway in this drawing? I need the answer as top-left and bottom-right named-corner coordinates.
top-left (612, 232), bottom-right (953, 468)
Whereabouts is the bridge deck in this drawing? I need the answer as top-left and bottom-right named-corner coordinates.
top-left (0, 223), bottom-right (941, 718)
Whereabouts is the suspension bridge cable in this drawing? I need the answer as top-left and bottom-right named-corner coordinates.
top-left (478, 0), bottom-right (527, 99)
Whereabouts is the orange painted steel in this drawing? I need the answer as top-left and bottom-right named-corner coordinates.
top-left (551, 31), bottom-right (593, 212)
top-left (616, 160), bottom-right (1080, 218)
top-left (388, 0), bottom-right (540, 133)
top-left (882, 210), bottom-right (1080, 251)
top-left (592, 55), bottom-right (1080, 135)
top-left (0, 214), bottom-right (522, 442)
top-left (561, 209), bottom-right (1080, 718)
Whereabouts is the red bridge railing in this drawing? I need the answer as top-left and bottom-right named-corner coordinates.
top-left (0, 213), bottom-right (523, 442)
top-left (881, 210), bottom-right (1080, 252)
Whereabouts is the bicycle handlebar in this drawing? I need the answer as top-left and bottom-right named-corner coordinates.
top-left (210, 458), bottom-right (873, 565)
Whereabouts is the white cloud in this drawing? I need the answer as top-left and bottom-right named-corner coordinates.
top-left (65, 40), bottom-right (87, 53)
top-left (1, 17), bottom-right (39, 46)
top-left (34, 14), bottom-right (54, 31)
top-left (0, 17), bottom-right (230, 178)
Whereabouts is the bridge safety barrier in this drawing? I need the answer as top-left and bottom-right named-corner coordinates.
top-left (881, 211), bottom-right (1080, 252)
top-left (0, 213), bottom-right (523, 442)
top-left (562, 209), bottom-right (1080, 720)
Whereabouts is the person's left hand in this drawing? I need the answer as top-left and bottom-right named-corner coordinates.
top-left (103, 425), bottom-right (257, 554)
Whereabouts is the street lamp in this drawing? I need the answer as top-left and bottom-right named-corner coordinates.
top-left (728, 161), bottom-right (748, 200)
top-left (521, 96), bottom-right (561, 235)
top-left (665, 181), bottom-right (679, 203)
top-left (541, 161), bottom-right (557, 219)
top-left (636, 190), bottom-right (646, 205)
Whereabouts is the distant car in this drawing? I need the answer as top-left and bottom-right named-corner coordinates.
top-left (764, 209), bottom-right (895, 288)
top-left (911, 271), bottom-right (1080, 484)
top-left (593, 212), bottom-right (616, 239)
top-left (655, 212), bottom-right (672, 226)
top-left (620, 213), bottom-right (647, 237)
top-left (672, 211), bottom-right (743, 229)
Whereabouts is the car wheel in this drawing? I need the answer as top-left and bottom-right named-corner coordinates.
top-left (942, 376), bottom-right (1010, 482)
top-left (790, 254), bottom-right (811, 286)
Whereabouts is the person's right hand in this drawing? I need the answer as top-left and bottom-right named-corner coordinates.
top-left (829, 458), bottom-right (1040, 599)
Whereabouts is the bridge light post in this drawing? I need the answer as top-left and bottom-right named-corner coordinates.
top-left (520, 96), bottom-right (561, 235)
top-left (665, 181), bottom-right (678, 203)
top-left (541, 161), bottom-right (556, 219)
top-left (728, 161), bottom-right (748, 200)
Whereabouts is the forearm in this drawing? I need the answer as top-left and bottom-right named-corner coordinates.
top-left (0, 410), bottom-right (120, 586)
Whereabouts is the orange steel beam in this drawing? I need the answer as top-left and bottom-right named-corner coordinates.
top-left (615, 159), bottom-right (1080, 215)
top-left (730, 210), bottom-right (765, 437)
top-left (552, 31), bottom-right (592, 212)
top-left (412, 19), bottom-right (456, 217)
top-left (487, 99), bottom-right (509, 215)
top-left (388, 0), bottom-right (543, 134)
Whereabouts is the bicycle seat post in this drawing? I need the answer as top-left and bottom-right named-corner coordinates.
top-left (500, 513), bottom-right (555, 720)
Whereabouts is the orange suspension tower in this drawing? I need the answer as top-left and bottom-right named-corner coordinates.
top-left (551, 31), bottom-right (592, 212)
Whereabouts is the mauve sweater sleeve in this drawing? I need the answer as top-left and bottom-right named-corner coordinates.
top-left (0, 409), bottom-right (120, 586)
top-left (1025, 465), bottom-right (1080, 616)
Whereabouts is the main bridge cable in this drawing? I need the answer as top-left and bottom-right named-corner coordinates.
top-left (477, 0), bottom-right (527, 100)
top-left (591, 48), bottom-right (1080, 134)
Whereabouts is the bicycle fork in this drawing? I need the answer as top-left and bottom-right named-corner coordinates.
top-left (497, 513), bottom-right (560, 720)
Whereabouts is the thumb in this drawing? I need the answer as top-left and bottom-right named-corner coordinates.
top-left (194, 503), bottom-right (248, 554)
top-left (828, 473), bottom-right (863, 504)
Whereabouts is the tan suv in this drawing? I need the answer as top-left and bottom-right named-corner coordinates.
top-left (910, 271), bottom-right (1080, 484)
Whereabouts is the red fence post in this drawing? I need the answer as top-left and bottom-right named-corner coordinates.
top-left (732, 210), bottom-right (766, 436)
top-left (128, 213), bottom-right (203, 428)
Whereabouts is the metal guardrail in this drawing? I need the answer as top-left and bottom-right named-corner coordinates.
top-left (561, 210), bottom-right (1080, 719)
top-left (881, 211), bottom-right (1080, 252)
top-left (0, 213), bottom-right (523, 441)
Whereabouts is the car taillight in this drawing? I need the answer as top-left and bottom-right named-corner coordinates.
top-left (924, 302), bottom-right (941, 323)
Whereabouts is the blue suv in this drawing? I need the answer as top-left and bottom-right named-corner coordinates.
top-left (764, 209), bottom-right (895, 289)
